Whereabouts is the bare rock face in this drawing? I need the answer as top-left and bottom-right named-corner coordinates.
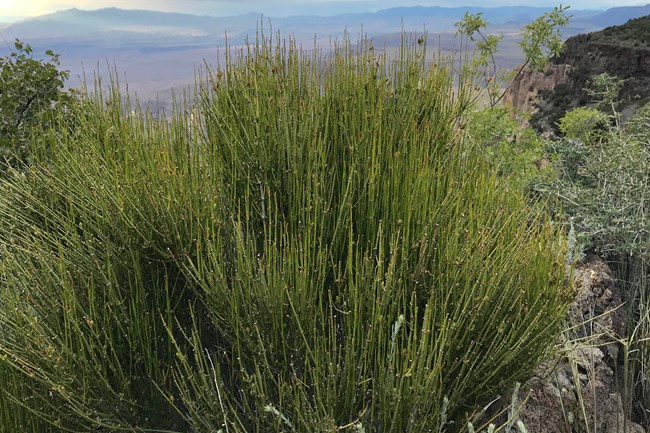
top-left (503, 64), bottom-right (574, 114)
top-left (515, 255), bottom-right (644, 433)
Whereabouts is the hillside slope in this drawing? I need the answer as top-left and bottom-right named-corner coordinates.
top-left (506, 15), bottom-right (650, 131)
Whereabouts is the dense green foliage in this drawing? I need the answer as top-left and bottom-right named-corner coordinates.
top-left (0, 35), bottom-right (569, 432)
top-left (541, 74), bottom-right (648, 261)
top-left (0, 40), bottom-right (69, 169)
top-left (557, 106), bottom-right (610, 144)
top-left (464, 106), bottom-right (549, 190)
top-left (544, 124), bottom-right (649, 258)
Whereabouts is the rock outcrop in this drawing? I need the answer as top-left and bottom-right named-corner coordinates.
top-left (505, 15), bottom-right (650, 132)
top-left (504, 63), bottom-right (574, 114)
top-left (515, 255), bottom-right (644, 433)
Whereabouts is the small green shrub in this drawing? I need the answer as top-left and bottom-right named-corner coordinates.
top-left (465, 106), bottom-right (550, 190)
top-left (0, 35), bottom-right (569, 433)
top-left (0, 40), bottom-right (70, 169)
top-left (558, 107), bottom-right (610, 144)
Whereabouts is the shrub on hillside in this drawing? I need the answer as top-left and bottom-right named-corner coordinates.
top-left (0, 40), bottom-right (69, 169)
top-left (558, 107), bottom-right (610, 144)
top-left (0, 36), bottom-right (569, 433)
top-left (539, 100), bottom-right (650, 419)
top-left (464, 106), bottom-right (550, 190)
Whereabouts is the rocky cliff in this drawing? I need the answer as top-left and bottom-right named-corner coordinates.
top-left (505, 15), bottom-right (650, 132)
top-left (516, 255), bottom-right (643, 433)
top-left (504, 64), bottom-right (574, 114)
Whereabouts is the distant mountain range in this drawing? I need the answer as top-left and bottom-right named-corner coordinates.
top-left (1, 4), bottom-right (649, 109)
top-left (4, 4), bottom-right (650, 44)
top-left (0, 8), bottom-right (258, 41)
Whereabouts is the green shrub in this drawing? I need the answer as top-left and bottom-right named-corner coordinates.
top-left (558, 107), bottom-right (610, 144)
top-left (0, 40), bottom-right (70, 169)
top-left (546, 101), bottom-right (650, 261)
top-left (539, 100), bottom-right (650, 420)
top-left (0, 35), bottom-right (569, 433)
top-left (464, 106), bottom-right (550, 190)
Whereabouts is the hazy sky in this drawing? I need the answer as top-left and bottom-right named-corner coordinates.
top-left (1, 0), bottom-right (648, 19)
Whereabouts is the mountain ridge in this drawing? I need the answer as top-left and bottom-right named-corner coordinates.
top-left (0, 4), bottom-right (616, 29)
top-left (0, 4), bottom-right (630, 43)
top-left (3, 4), bottom-right (649, 114)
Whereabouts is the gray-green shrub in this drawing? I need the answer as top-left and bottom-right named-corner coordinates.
top-left (541, 101), bottom-right (650, 421)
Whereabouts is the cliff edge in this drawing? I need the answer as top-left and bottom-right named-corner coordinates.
top-left (505, 15), bottom-right (650, 132)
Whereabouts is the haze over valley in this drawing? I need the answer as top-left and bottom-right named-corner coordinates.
top-left (2, 3), bottom-right (649, 109)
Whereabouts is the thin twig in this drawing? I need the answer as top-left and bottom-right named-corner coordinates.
top-left (205, 349), bottom-right (229, 433)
